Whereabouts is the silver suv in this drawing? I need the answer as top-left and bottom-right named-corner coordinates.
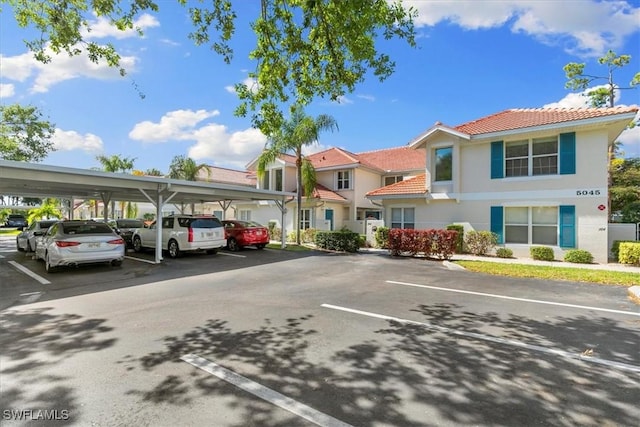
top-left (131, 215), bottom-right (225, 258)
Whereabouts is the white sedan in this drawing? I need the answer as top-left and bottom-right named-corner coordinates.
top-left (16, 219), bottom-right (58, 252)
top-left (35, 220), bottom-right (125, 273)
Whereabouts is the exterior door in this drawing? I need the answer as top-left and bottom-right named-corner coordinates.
top-left (325, 209), bottom-right (334, 231)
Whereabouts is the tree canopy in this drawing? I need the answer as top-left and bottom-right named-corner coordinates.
top-left (0, 104), bottom-right (56, 162)
top-left (3, 0), bottom-right (416, 136)
top-left (257, 106), bottom-right (337, 244)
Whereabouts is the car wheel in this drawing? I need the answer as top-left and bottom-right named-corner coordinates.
top-left (167, 239), bottom-right (180, 258)
top-left (45, 253), bottom-right (57, 273)
top-left (206, 249), bottom-right (218, 255)
top-left (16, 239), bottom-right (24, 252)
top-left (111, 260), bottom-right (123, 267)
top-left (26, 241), bottom-right (33, 252)
top-left (133, 236), bottom-right (143, 252)
top-left (227, 238), bottom-right (239, 252)
top-left (256, 244), bottom-right (266, 250)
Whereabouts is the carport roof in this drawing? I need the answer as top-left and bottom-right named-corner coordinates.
top-left (0, 160), bottom-right (294, 204)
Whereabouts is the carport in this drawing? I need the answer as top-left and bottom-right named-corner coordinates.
top-left (0, 159), bottom-right (294, 263)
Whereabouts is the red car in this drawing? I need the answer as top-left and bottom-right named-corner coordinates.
top-left (222, 220), bottom-right (270, 251)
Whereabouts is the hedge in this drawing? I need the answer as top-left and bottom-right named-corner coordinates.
top-left (388, 228), bottom-right (458, 260)
top-left (314, 229), bottom-right (360, 253)
top-left (618, 242), bottom-right (640, 265)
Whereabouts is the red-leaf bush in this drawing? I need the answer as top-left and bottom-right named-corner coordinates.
top-left (388, 228), bottom-right (458, 260)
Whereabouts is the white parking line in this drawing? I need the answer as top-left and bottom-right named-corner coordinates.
top-left (386, 280), bottom-right (640, 317)
top-left (8, 261), bottom-right (51, 285)
top-left (218, 252), bottom-right (246, 258)
top-left (181, 354), bottom-right (353, 427)
top-left (321, 303), bottom-right (640, 373)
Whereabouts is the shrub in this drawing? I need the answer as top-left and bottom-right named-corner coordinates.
top-left (611, 240), bottom-right (634, 259)
top-left (387, 228), bottom-right (458, 260)
top-left (267, 221), bottom-right (281, 241)
top-left (287, 228), bottom-right (317, 243)
top-left (530, 246), bottom-right (554, 261)
top-left (563, 249), bottom-right (593, 264)
top-left (464, 231), bottom-right (498, 256)
top-left (495, 247), bottom-right (513, 258)
top-left (446, 224), bottom-right (464, 253)
top-left (374, 226), bottom-right (389, 249)
top-left (314, 229), bottom-right (360, 252)
top-left (618, 242), bottom-right (640, 265)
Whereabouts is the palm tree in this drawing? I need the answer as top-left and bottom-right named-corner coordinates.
top-left (257, 107), bottom-right (337, 244)
top-left (95, 154), bottom-right (136, 218)
top-left (168, 155), bottom-right (210, 214)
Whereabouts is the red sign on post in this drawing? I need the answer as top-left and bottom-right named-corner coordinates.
top-left (598, 204), bottom-right (606, 211)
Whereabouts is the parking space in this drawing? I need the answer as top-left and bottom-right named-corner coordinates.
top-left (2, 238), bottom-right (639, 426)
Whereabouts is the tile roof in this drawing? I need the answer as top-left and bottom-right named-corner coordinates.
top-left (358, 146), bottom-right (426, 171)
top-left (306, 146), bottom-right (426, 172)
top-left (366, 174), bottom-right (427, 197)
top-left (199, 166), bottom-right (256, 186)
top-left (454, 106), bottom-right (639, 135)
top-left (310, 183), bottom-right (348, 202)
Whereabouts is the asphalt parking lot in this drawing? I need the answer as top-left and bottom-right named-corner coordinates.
top-left (1, 235), bottom-right (639, 426)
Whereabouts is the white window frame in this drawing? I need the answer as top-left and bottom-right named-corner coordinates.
top-left (384, 175), bottom-right (403, 186)
top-left (336, 170), bottom-right (351, 190)
top-left (505, 137), bottom-right (558, 178)
top-left (300, 208), bottom-right (312, 230)
top-left (434, 146), bottom-right (453, 182)
top-left (505, 206), bottom-right (558, 245)
top-left (390, 207), bottom-right (415, 229)
top-left (239, 209), bottom-right (252, 221)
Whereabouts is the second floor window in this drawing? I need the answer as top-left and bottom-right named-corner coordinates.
top-left (505, 137), bottom-right (558, 177)
top-left (337, 170), bottom-right (351, 190)
top-left (434, 147), bottom-right (453, 181)
top-left (274, 169), bottom-right (283, 191)
top-left (385, 175), bottom-right (403, 186)
top-left (261, 170), bottom-right (270, 190)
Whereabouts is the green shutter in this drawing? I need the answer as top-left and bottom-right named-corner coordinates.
top-left (559, 205), bottom-right (575, 248)
top-left (491, 141), bottom-right (504, 179)
top-left (490, 206), bottom-right (504, 244)
top-left (559, 132), bottom-right (576, 175)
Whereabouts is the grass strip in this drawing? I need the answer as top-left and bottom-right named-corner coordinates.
top-left (455, 261), bottom-right (639, 286)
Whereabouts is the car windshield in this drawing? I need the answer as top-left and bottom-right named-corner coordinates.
top-left (60, 222), bottom-right (114, 235)
top-left (39, 221), bottom-right (57, 229)
top-left (116, 219), bottom-right (144, 228)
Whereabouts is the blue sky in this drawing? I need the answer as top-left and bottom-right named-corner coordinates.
top-left (1, 0), bottom-right (639, 174)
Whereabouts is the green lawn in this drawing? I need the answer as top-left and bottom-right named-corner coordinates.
top-left (0, 229), bottom-right (20, 236)
top-left (455, 261), bottom-right (639, 286)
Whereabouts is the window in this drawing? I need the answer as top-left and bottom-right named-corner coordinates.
top-left (504, 206), bottom-right (558, 245)
top-left (504, 138), bottom-right (558, 177)
top-left (385, 175), bottom-right (403, 186)
top-left (337, 170), bottom-right (351, 190)
top-left (239, 209), bottom-right (251, 221)
top-left (300, 209), bottom-right (312, 230)
top-left (274, 169), bottom-right (283, 191)
top-left (261, 170), bottom-right (270, 190)
top-left (434, 147), bottom-right (453, 181)
top-left (391, 207), bottom-right (415, 229)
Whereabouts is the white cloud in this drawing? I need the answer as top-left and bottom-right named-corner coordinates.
top-left (225, 77), bottom-right (258, 94)
top-left (189, 126), bottom-right (267, 168)
top-left (406, 0), bottom-right (640, 57)
top-left (129, 109), bottom-right (220, 142)
top-left (0, 46), bottom-right (138, 93)
top-left (82, 13), bottom-right (160, 40)
top-left (335, 95), bottom-right (354, 105)
top-left (357, 94), bottom-right (376, 102)
top-left (543, 85), bottom-right (622, 108)
top-left (0, 83), bottom-right (15, 98)
top-left (52, 129), bottom-right (104, 153)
